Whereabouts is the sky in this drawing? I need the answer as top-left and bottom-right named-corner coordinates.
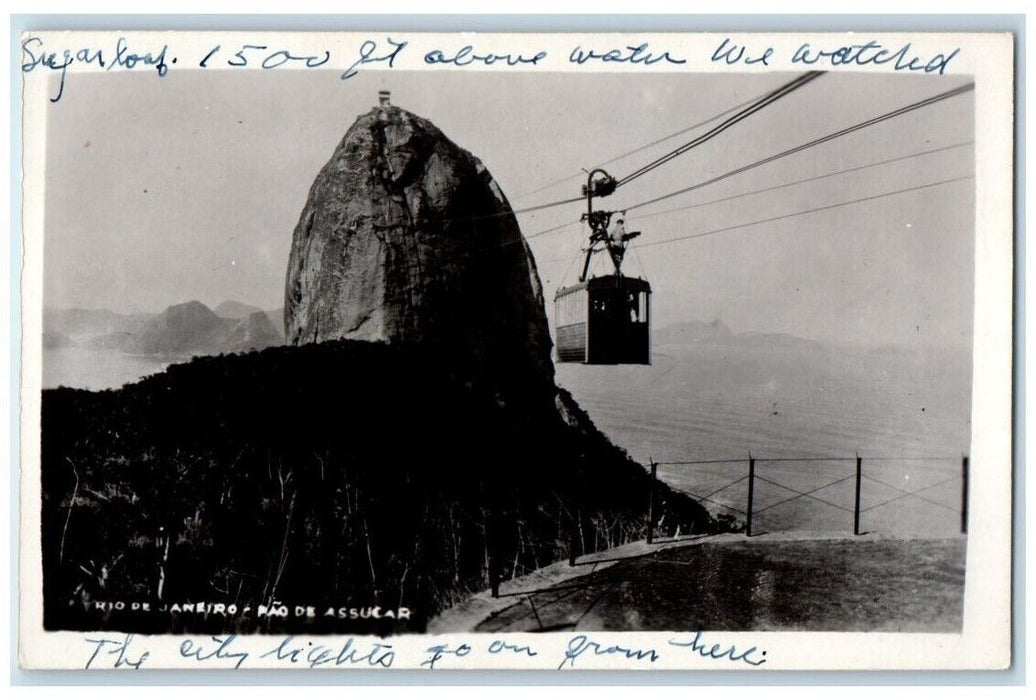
top-left (42, 68), bottom-right (974, 348)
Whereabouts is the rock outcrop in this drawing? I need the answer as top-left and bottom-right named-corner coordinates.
top-left (284, 105), bottom-right (554, 401)
top-left (222, 311), bottom-right (282, 353)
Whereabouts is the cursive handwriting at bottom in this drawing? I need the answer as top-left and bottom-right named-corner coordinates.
top-left (259, 635), bottom-right (395, 668)
top-left (558, 634), bottom-right (659, 669)
top-left (77, 630), bottom-right (769, 669)
top-left (179, 634), bottom-right (249, 669)
top-left (83, 633), bottom-right (150, 669)
top-left (668, 631), bottom-right (767, 666)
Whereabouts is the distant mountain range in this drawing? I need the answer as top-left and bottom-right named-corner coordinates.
top-left (44, 300), bottom-right (284, 357)
top-left (653, 319), bottom-right (823, 350)
top-left (213, 300), bottom-right (263, 319)
top-left (47, 306), bottom-right (828, 359)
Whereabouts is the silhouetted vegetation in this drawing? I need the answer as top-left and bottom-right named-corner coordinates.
top-left (42, 340), bottom-right (722, 634)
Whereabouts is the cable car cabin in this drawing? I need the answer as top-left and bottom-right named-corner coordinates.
top-left (555, 275), bottom-right (651, 365)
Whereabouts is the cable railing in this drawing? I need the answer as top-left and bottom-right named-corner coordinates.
top-left (645, 454), bottom-right (969, 541)
top-left (484, 453), bottom-right (969, 601)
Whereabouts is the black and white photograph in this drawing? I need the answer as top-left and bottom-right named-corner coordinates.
top-left (17, 29), bottom-right (1014, 671)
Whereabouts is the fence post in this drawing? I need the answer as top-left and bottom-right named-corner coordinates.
top-left (486, 514), bottom-right (500, 598)
top-left (646, 461), bottom-right (657, 544)
top-left (489, 555), bottom-right (500, 598)
top-left (961, 455), bottom-right (969, 535)
top-left (746, 455), bottom-right (756, 537)
top-left (853, 453), bottom-right (863, 536)
top-left (568, 519), bottom-right (578, 566)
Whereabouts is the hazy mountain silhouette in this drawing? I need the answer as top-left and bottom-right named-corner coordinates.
top-left (46, 301), bottom-right (284, 357)
top-left (653, 318), bottom-right (734, 345)
top-left (214, 300), bottom-right (264, 319)
top-left (128, 301), bottom-right (229, 355)
top-left (654, 319), bottom-right (822, 351)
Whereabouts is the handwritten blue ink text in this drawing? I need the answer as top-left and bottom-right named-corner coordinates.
top-left (179, 634), bottom-right (249, 669)
top-left (711, 38), bottom-right (774, 66)
top-left (569, 43), bottom-right (686, 67)
top-left (421, 642), bottom-right (472, 669)
top-left (22, 35), bottom-right (171, 103)
top-left (424, 45), bottom-right (547, 67)
top-left (668, 631), bottom-right (767, 666)
top-left (558, 634), bottom-right (659, 669)
top-left (488, 639), bottom-right (538, 657)
top-left (792, 40), bottom-right (960, 75)
top-left (83, 633), bottom-right (150, 670)
top-left (259, 635), bottom-right (395, 668)
top-left (341, 37), bottom-right (408, 81)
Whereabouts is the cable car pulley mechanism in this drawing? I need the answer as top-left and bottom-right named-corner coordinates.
top-left (554, 168), bottom-right (653, 365)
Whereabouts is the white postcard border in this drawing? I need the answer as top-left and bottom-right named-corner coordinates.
top-left (17, 29), bottom-right (1015, 672)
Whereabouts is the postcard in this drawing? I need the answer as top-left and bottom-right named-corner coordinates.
top-left (17, 29), bottom-right (1014, 671)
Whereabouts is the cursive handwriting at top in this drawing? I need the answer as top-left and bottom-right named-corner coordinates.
top-left (198, 44), bottom-right (330, 70)
top-left (23, 33), bottom-right (970, 109)
top-left (792, 40), bottom-right (960, 75)
top-left (424, 45), bottom-right (547, 68)
top-left (569, 42), bottom-right (686, 67)
top-left (341, 37), bottom-right (408, 81)
top-left (711, 38), bottom-right (774, 66)
top-left (21, 35), bottom-right (171, 103)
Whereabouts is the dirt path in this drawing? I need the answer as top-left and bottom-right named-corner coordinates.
top-left (429, 532), bottom-right (966, 634)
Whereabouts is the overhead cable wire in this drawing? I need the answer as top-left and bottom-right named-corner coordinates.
top-left (533, 174), bottom-right (973, 263)
top-left (621, 81), bottom-right (975, 212)
top-left (616, 71), bottom-right (825, 188)
top-left (634, 175), bottom-right (974, 250)
top-left (630, 140), bottom-right (974, 222)
top-left (522, 139), bottom-right (971, 243)
top-left (512, 82), bottom-right (798, 201)
top-left (526, 219), bottom-right (581, 240)
top-left (462, 81), bottom-right (971, 230)
top-left (522, 83), bottom-right (972, 252)
top-left (444, 193), bottom-right (583, 227)
top-left (479, 72), bottom-right (822, 224)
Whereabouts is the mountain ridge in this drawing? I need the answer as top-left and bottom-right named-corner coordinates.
top-left (654, 319), bottom-right (824, 350)
top-left (46, 301), bottom-right (283, 357)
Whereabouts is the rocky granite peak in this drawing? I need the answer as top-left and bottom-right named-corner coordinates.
top-left (284, 105), bottom-right (554, 401)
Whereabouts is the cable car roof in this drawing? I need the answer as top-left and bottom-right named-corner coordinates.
top-left (555, 274), bottom-right (652, 300)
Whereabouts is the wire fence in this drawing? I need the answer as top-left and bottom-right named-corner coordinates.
top-left (646, 454), bottom-right (968, 540)
top-left (485, 452), bottom-right (969, 600)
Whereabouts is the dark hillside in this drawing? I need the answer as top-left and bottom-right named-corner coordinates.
top-left (41, 340), bottom-right (721, 635)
